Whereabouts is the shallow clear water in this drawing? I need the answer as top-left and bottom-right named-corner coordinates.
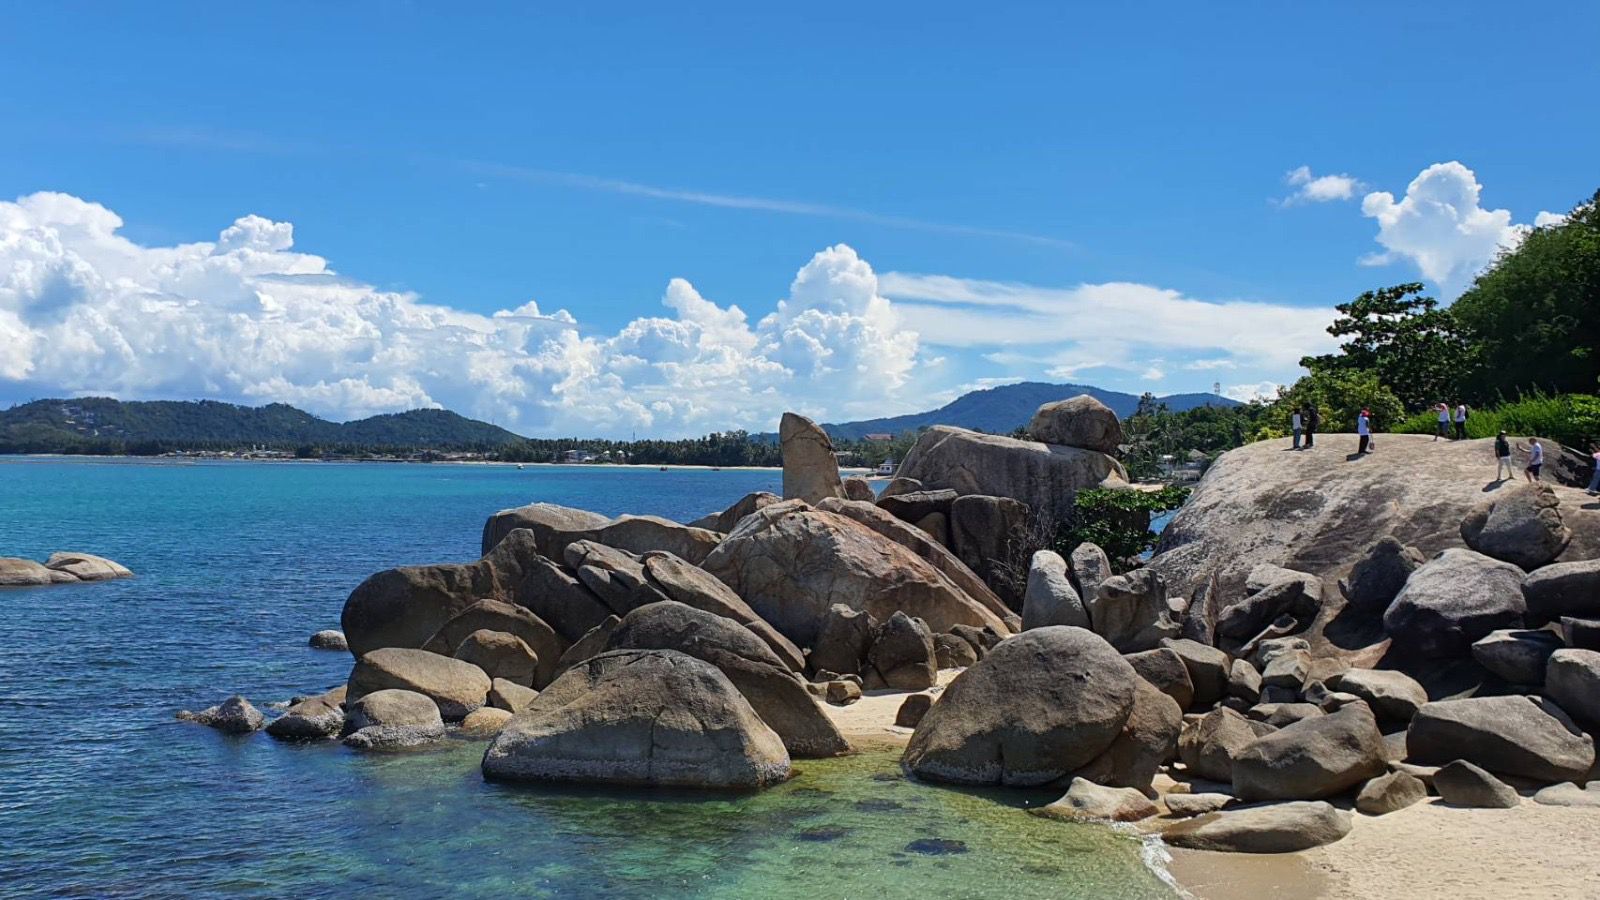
top-left (0, 457), bottom-right (1175, 898)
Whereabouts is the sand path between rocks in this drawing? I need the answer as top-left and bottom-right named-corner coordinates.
top-left (823, 670), bottom-right (1600, 899)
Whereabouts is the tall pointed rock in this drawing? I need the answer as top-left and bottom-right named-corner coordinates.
top-left (780, 412), bottom-right (846, 505)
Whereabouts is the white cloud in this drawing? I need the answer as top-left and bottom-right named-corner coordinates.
top-left (1534, 210), bottom-right (1568, 229)
top-left (1359, 161), bottom-right (1564, 296)
top-left (1223, 381), bottom-right (1280, 402)
top-left (880, 273), bottom-right (1336, 376)
top-left (1282, 165), bottom-right (1362, 204)
top-left (0, 192), bottom-right (929, 437)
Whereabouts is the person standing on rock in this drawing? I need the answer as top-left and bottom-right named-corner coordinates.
top-left (1434, 403), bottom-right (1450, 441)
top-left (1454, 403), bottom-right (1469, 440)
top-left (1304, 406), bottom-right (1319, 449)
top-left (1588, 443), bottom-right (1600, 495)
top-left (1356, 409), bottom-right (1372, 455)
top-left (1291, 408), bottom-right (1303, 450)
top-left (1495, 431), bottom-right (1515, 481)
top-left (1524, 438), bottom-right (1544, 483)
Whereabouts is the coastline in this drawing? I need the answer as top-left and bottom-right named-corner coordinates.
top-left (824, 676), bottom-right (1600, 900)
top-left (0, 453), bottom-right (878, 475)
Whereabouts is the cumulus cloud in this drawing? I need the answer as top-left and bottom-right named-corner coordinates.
top-left (1359, 161), bottom-right (1563, 296)
top-left (1223, 381), bottom-right (1280, 403)
top-left (880, 273), bottom-right (1337, 376)
top-left (0, 192), bottom-right (926, 437)
top-left (1282, 165), bottom-right (1362, 204)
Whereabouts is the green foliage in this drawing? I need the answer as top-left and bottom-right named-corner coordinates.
top-left (1299, 282), bottom-right (1475, 410)
top-left (1397, 392), bottom-right (1600, 449)
top-left (1451, 189), bottom-right (1600, 398)
top-left (1060, 486), bottom-right (1190, 571)
top-left (1119, 395), bottom-right (1269, 481)
top-left (1265, 368), bottom-right (1405, 438)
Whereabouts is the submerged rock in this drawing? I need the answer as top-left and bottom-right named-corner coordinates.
top-left (346, 648), bottom-right (491, 721)
top-left (0, 557), bottom-right (75, 586)
top-left (342, 688), bottom-right (445, 750)
top-left (308, 629), bottom-right (348, 651)
top-left (266, 688), bottom-right (345, 740)
top-left (44, 551), bottom-right (133, 582)
top-left (177, 695), bottom-right (265, 734)
top-left (1032, 777), bottom-right (1157, 822)
top-left (482, 649), bottom-right (791, 789)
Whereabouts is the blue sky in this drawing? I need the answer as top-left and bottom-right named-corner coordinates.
top-left (1, 3), bottom-right (1596, 436)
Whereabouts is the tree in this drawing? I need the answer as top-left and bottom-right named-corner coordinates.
top-left (1299, 283), bottom-right (1475, 411)
top-left (1272, 368), bottom-right (1405, 436)
top-left (1450, 188), bottom-right (1600, 399)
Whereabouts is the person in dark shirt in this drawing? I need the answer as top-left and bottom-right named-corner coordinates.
top-left (1303, 406), bottom-right (1319, 449)
top-left (1495, 431), bottom-right (1513, 481)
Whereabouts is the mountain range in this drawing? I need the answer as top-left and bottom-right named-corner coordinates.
top-left (819, 381), bottom-right (1239, 440)
top-left (1, 381), bottom-right (1240, 453)
top-left (0, 397), bottom-right (524, 453)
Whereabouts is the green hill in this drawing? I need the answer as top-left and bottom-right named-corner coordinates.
top-left (0, 397), bottom-right (525, 454)
top-left (819, 381), bottom-right (1239, 440)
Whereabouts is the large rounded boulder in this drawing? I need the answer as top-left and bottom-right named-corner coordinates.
top-left (1461, 483), bottom-right (1571, 570)
top-left (420, 599), bottom-right (565, 688)
top-left (700, 500), bottom-right (1010, 648)
top-left (481, 649), bottom-right (791, 789)
top-left (893, 426), bottom-right (1127, 524)
top-left (604, 601), bottom-right (848, 758)
top-left (1027, 394), bottom-right (1125, 452)
top-left (1147, 435), bottom-right (1600, 605)
top-left (902, 626), bottom-right (1137, 786)
top-left (1231, 703), bottom-right (1387, 801)
top-left (1382, 549), bottom-right (1527, 659)
top-left (346, 648), bottom-right (491, 720)
top-left (1407, 695), bottom-right (1595, 783)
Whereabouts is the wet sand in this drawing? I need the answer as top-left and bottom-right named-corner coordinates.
top-left (821, 672), bottom-right (1600, 899)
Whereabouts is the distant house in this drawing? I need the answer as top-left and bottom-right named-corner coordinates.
top-left (863, 433), bottom-right (894, 442)
top-left (561, 449), bottom-right (597, 463)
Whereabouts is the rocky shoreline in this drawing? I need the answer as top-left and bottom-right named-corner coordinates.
top-left (174, 397), bottom-right (1600, 896)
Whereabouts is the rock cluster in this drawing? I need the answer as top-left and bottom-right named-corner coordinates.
top-left (0, 552), bottom-right (133, 586)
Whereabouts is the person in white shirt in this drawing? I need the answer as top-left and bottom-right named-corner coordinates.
top-left (1434, 403), bottom-right (1450, 441)
top-left (1357, 409), bottom-right (1372, 455)
top-left (1292, 410), bottom-right (1303, 450)
top-left (1524, 438), bottom-right (1544, 483)
top-left (1453, 403), bottom-right (1469, 440)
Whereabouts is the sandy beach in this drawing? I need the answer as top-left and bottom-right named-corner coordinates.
top-left (824, 672), bottom-right (1600, 900)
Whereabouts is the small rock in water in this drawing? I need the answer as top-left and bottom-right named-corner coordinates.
top-left (855, 798), bottom-right (905, 812)
top-left (176, 695), bottom-right (265, 734)
top-left (796, 827), bottom-right (851, 842)
top-left (904, 838), bottom-right (968, 855)
top-left (308, 629), bottom-right (348, 651)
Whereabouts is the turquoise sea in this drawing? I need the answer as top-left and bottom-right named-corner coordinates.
top-left (0, 457), bottom-right (1176, 899)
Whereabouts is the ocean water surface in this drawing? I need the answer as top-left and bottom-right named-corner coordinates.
top-left (0, 457), bottom-right (1175, 898)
